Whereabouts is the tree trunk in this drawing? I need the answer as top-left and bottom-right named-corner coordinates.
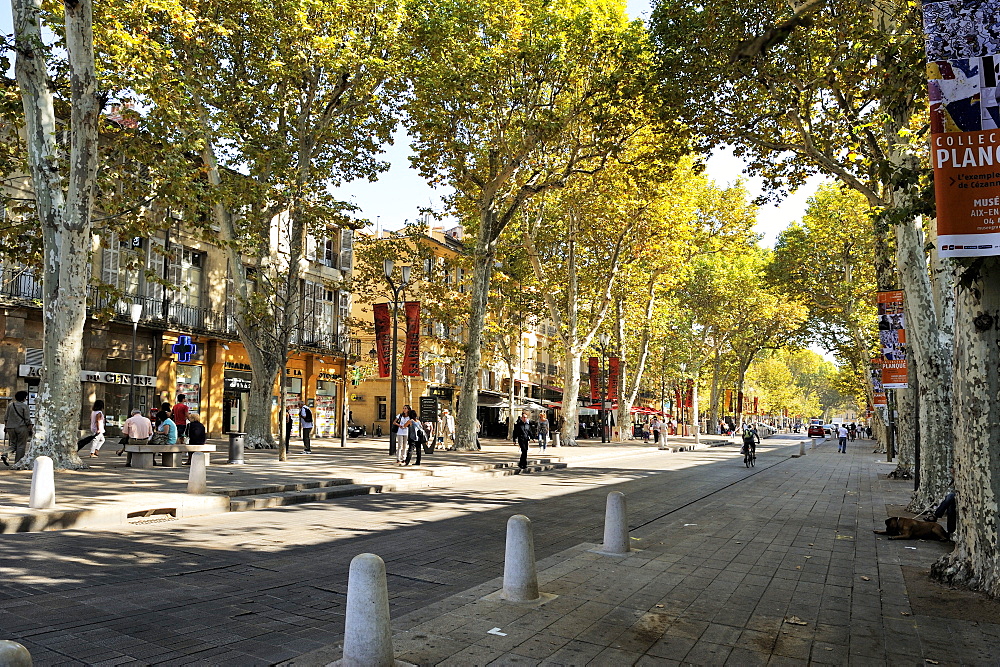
top-left (895, 217), bottom-right (953, 510)
top-left (455, 225), bottom-right (497, 450)
top-left (244, 341), bottom-right (280, 449)
top-left (12, 0), bottom-right (99, 470)
top-left (709, 349), bottom-right (722, 435)
top-left (931, 258), bottom-right (1000, 596)
top-left (561, 348), bottom-right (582, 447)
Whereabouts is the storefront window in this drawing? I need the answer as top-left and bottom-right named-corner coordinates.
top-left (285, 376), bottom-right (302, 437)
top-left (176, 364), bottom-right (202, 413)
top-left (315, 380), bottom-right (337, 438)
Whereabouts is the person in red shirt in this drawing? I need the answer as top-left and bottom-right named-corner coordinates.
top-left (172, 394), bottom-right (190, 444)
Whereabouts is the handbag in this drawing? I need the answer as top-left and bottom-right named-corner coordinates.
top-left (149, 432), bottom-right (168, 445)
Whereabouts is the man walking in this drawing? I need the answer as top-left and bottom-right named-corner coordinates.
top-left (299, 400), bottom-right (314, 453)
top-left (651, 416), bottom-right (662, 446)
top-left (438, 408), bottom-right (455, 451)
top-left (837, 424), bottom-right (849, 453)
top-left (172, 394), bottom-right (189, 444)
top-left (512, 410), bottom-right (532, 470)
top-left (3, 391), bottom-right (32, 464)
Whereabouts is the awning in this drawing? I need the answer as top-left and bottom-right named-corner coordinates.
top-left (477, 391), bottom-right (505, 407)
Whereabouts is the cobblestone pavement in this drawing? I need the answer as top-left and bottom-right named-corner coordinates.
top-left (5, 436), bottom-right (996, 665)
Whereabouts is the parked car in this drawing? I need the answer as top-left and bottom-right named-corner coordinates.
top-left (807, 423), bottom-right (825, 437)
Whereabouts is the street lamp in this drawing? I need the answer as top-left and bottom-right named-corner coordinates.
top-left (598, 332), bottom-right (610, 443)
top-left (678, 362), bottom-right (687, 437)
top-left (127, 301), bottom-right (144, 415)
top-left (383, 259), bottom-right (410, 453)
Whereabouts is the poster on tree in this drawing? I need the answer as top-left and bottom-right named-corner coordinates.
top-left (923, 0), bottom-right (1000, 256)
top-left (877, 290), bottom-right (909, 388)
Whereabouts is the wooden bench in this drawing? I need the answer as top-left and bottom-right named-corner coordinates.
top-left (123, 444), bottom-right (216, 469)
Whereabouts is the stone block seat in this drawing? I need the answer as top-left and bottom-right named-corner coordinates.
top-left (123, 444), bottom-right (216, 469)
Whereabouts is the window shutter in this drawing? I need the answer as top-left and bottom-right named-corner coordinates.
top-left (339, 229), bottom-right (353, 271)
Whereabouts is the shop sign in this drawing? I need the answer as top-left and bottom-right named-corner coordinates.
top-left (318, 371), bottom-right (341, 381)
top-left (419, 395), bottom-right (438, 422)
top-left (19, 365), bottom-right (156, 386)
top-left (225, 377), bottom-right (252, 391)
top-left (285, 368), bottom-right (303, 377)
top-left (171, 335), bottom-right (198, 362)
top-left (224, 361), bottom-right (252, 371)
top-left (429, 386), bottom-right (453, 401)
top-left (350, 393), bottom-right (365, 402)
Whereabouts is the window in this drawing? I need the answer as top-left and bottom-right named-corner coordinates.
top-left (146, 240), bottom-right (203, 309)
top-left (377, 396), bottom-right (387, 421)
top-left (100, 232), bottom-right (140, 294)
top-left (300, 280), bottom-right (335, 346)
top-left (311, 236), bottom-right (337, 268)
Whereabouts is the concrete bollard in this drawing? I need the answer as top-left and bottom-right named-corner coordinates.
top-left (29, 456), bottom-right (55, 509)
top-left (502, 515), bottom-right (540, 602)
top-left (799, 441), bottom-right (806, 457)
top-left (0, 640), bottom-right (32, 666)
top-left (187, 452), bottom-right (208, 494)
top-left (338, 553), bottom-right (397, 667)
top-left (552, 432), bottom-right (561, 448)
top-left (601, 491), bottom-right (630, 555)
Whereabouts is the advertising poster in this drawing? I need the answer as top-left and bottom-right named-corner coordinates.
top-left (401, 301), bottom-right (421, 377)
top-left (870, 358), bottom-right (888, 406)
top-left (924, 0), bottom-right (1000, 256)
top-left (877, 290), bottom-right (909, 388)
top-left (588, 357), bottom-right (600, 402)
top-left (373, 303), bottom-right (391, 377)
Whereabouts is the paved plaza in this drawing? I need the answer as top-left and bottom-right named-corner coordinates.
top-left (0, 435), bottom-right (997, 665)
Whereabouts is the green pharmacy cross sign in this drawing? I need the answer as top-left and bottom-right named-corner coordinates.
top-left (172, 335), bottom-right (198, 363)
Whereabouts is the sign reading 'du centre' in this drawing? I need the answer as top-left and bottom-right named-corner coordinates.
top-left (19, 365), bottom-right (157, 386)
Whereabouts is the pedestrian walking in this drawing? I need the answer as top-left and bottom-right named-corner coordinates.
top-left (848, 423), bottom-right (857, 442)
top-left (299, 401), bottom-right (314, 453)
top-left (3, 390), bottom-right (32, 464)
top-left (404, 409), bottom-right (424, 466)
top-left (475, 418), bottom-right (482, 450)
top-left (837, 424), bottom-right (849, 452)
top-left (172, 394), bottom-right (190, 444)
top-left (438, 408), bottom-right (455, 451)
top-left (651, 417), bottom-right (662, 445)
top-left (537, 413), bottom-right (550, 452)
top-left (89, 400), bottom-right (106, 458)
top-left (512, 409), bottom-right (532, 470)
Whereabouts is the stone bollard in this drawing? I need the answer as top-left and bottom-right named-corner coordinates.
top-left (0, 640), bottom-right (32, 666)
top-left (552, 432), bottom-right (561, 448)
top-left (338, 553), bottom-right (397, 667)
top-left (187, 452), bottom-right (208, 494)
top-left (601, 491), bottom-right (630, 555)
top-left (29, 456), bottom-right (55, 509)
top-left (799, 441), bottom-right (806, 457)
top-left (502, 515), bottom-right (540, 602)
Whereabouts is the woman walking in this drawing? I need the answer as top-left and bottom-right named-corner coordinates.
top-left (404, 409), bottom-right (424, 466)
top-left (89, 400), bottom-right (106, 457)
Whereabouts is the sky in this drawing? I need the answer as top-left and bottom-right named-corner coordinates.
top-left (0, 2), bottom-right (823, 247)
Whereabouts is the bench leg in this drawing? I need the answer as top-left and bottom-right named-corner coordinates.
top-left (161, 452), bottom-right (179, 467)
top-left (132, 452), bottom-right (154, 469)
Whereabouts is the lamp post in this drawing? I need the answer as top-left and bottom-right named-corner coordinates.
top-left (598, 332), bottom-right (609, 443)
top-left (337, 329), bottom-right (350, 449)
top-left (128, 302), bottom-right (144, 415)
top-left (678, 362), bottom-right (687, 437)
top-left (383, 259), bottom-right (411, 452)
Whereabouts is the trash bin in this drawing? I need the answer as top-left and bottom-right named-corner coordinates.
top-left (552, 432), bottom-right (561, 448)
top-left (227, 432), bottom-right (245, 464)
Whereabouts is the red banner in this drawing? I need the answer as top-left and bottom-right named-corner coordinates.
top-left (607, 357), bottom-right (621, 401)
top-left (685, 378), bottom-right (693, 408)
top-left (753, 396), bottom-right (759, 414)
top-left (737, 390), bottom-right (743, 414)
top-left (588, 357), bottom-right (600, 402)
top-left (373, 303), bottom-right (391, 378)
top-left (401, 301), bottom-right (421, 377)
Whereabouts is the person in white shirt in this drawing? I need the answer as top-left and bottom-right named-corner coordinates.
top-left (438, 409), bottom-right (455, 451)
top-left (837, 425), bottom-right (850, 453)
top-left (651, 418), bottom-right (663, 445)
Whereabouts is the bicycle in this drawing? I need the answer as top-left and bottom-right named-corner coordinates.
top-left (744, 443), bottom-right (756, 467)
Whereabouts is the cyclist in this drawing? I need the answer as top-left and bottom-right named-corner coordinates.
top-left (741, 424), bottom-right (760, 466)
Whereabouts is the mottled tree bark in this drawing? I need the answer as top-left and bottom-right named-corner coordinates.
top-left (12, 0), bottom-right (99, 469)
top-left (932, 258), bottom-right (1000, 596)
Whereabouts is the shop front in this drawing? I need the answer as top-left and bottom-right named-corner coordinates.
top-left (315, 371), bottom-right (339, 438)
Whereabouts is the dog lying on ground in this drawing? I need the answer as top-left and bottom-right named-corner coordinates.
top-left (873, 516), bottom-right (950, 541)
